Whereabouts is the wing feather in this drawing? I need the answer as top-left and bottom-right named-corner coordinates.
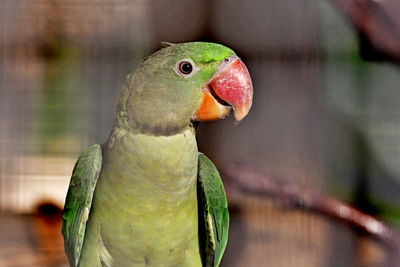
top-left (198, 153), bottom-right (229, 267)
top-left (62, 144), bottom-right (102, 267)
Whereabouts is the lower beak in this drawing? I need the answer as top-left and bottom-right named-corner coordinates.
top-left (193, 56), bottom-right (253, 122)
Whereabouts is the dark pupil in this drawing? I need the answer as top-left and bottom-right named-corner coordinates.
top-left (180, 62), bottom-right (193, 74)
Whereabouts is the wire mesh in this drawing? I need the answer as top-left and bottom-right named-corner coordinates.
top-left (1, 0), bottom-right (400, 266)
top-left (0, 0), bottom-right (151, 213)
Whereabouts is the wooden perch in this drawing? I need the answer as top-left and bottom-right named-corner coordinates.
top-left (223, 165), bottom-right (400, 253)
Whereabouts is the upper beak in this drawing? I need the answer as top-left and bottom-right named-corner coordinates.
top-left (193, 55), bottom-right (253, 122)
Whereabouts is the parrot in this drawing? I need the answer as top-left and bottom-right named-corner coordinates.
top-left (62, 42), bottom-right (253, 267)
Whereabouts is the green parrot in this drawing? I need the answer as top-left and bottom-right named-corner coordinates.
top-left (62, 42), bottom-right (253, 267)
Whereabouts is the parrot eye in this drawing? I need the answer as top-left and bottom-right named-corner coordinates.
top-left (179, 62), bottom-right (193, 74)
top-left (175, 59), bottom-right (198, 78)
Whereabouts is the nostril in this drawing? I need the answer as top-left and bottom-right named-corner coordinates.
top-left (224, 58), bottom-right (230, 63)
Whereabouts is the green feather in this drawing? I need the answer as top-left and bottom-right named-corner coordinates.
top-left (198, 153), bottom-right (229, 267)
top-left (62, 144), bottom-right (102, 267)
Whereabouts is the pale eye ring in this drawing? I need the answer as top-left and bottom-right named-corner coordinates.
top-left (174, 59), bottom-right (198, 78)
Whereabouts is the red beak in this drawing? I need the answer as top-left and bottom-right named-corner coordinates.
top-left (193, 55), bottom-right (253, 122)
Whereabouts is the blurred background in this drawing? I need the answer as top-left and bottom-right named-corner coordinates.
top-left (1, 0), bottom-right (400, 266)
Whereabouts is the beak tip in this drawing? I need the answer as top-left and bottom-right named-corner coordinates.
top-left (233, 104), bottom-right (252, 123)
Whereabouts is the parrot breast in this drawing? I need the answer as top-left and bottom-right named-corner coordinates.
top-left (79, 127), bottom-right (203, 266)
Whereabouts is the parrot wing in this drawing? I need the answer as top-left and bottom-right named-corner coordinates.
top-left (198, 153), bottom-right (229, 267)
top-left (62, 144), bottom-right (102, 267)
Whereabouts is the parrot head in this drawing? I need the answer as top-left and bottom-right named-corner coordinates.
top-left (120, 42), bottom-right (253, 135)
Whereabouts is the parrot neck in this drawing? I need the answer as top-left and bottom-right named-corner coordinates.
top-left (113, 74), bottom-right (201, 137)
top-left (114, 105), bottom-right (192, 136)
top-left (104, 125), bottom-right (199, 193)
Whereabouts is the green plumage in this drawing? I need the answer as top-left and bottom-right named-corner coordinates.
top-left (62, 145), bottom-right (102, 266)
top-left (62, 42), bottom-right (234, 266)
top-left (198, 154), bottom-right (229, 267)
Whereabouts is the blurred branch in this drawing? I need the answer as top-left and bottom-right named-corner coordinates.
top-left (224, 165), bottom-right (400, 253)
top-left (330, 0), bottom-right (400, 63)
